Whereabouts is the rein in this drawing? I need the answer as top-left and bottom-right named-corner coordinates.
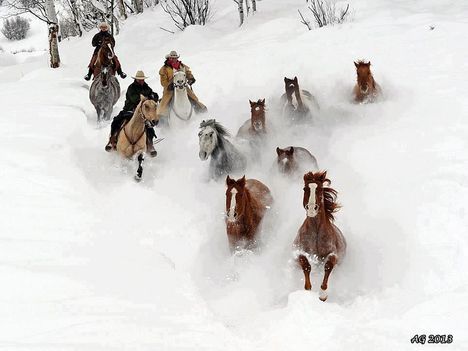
top-left (122, 103), bottom-right (148, 147)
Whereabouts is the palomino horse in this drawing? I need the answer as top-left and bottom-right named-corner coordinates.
top-left (275, 146), bottom-right (318, 176)
top-left (293, 171), bottom-right (346, 301)
top-left (225, 175), bottom-right (273, 251)
top-left (89, 66), bottom-right (120, 122)
top-left (198, 119), bottom-right (247, 180)
top-left (167, 69), bottom-right (193, 125)
top-left (116, 95), bottom-right (159, 181)
top-left (353, 61), bottom-right (381, 103)
top-left (236, 99), bottom-right (267, 140)
top-left (281, 77), bottom-right (319, 123)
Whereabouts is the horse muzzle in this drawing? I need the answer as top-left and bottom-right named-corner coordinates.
top-left (199, 151), bottom-right (208, 161)
top-left (305, 204), bottom-right (319, 217)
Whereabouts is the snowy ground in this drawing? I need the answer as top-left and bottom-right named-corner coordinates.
top-left (1, 0), bottom-right (468, 349)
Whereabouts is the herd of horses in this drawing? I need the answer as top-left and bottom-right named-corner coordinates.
top-left (87, 44), bottom-right (381, 300)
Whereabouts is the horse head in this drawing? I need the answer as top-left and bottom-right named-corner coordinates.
top-left (249, 99), bottom-right (266, 132)
top-left (276, 146), bottom-right (296, 174)
top-left (225, 175), bottom-right (247, 223)
top-left (302, 171), bottom-right (339, 220)
top-left (354, 61), bottom-right (372, 94)
top-left (198, 119), bottom-right (230, 161)
top-left (284, 76), bottom-right (299, 102)
top-left (173, 69), bottom-right (187, 89)
top-left (139, 94), bottom-right (159, 125)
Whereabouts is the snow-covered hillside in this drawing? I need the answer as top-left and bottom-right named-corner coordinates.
top-left (1, 0), bottom-right (467, 349)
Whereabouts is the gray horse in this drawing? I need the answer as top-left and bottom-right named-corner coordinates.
top-left (89, 67), bottom-right (120, 123)
top-left (198, 119), bottom-right (247, 180)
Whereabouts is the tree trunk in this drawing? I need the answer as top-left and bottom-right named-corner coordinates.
top-left (45, 0), bottom-right (60, 68)
top-left (117, 0), bottom-right (128, 19)
top-left (133, 0), bottom-right (144, 13)
top-left (245, 0), bottom-right (250, 16)
top-left (252, 0), bottom-right (256, 12)
top-left (238, 0), bottom-right (244, 26)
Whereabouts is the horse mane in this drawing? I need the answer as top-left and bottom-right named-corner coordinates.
top-left (199, 119), bottom-right (231, 138)
top-left (304, 171), bottom-right (341, 221)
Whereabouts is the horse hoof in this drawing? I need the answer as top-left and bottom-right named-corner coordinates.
top-left (319, 289), bottom-right (328, 301)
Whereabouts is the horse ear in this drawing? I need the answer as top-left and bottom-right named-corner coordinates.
top-left (249, 100), bottom-right (253, 106)
top-left (319, 171), bottom-right (328, 182)
top-left (294, 76), bottom-right (298, 82)
top-left (276, 147), bottom-right (281, 155)
top-left (284, 77), bottom-right (288, 83)
top-left (367, 61), bottom-right (371, 66)
top-left (261, 98), bottom-right (265, 104)
top-left (140, 94), bottom-right (147, 102)
top-left (288, 146), bottom-right (294, 155)
top-left (226, 175), bottom-right (234, 186)
top-left (354, 61), bottom-right (359, 68)
top-left (238, 176), bottom-right (246, 188)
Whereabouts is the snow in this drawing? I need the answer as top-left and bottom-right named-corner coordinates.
top-left (1, 0), bottom-right (468, 349)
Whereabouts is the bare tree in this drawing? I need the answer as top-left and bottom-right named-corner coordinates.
top-left (160, 0), bottom-right (211, 31)
top-left (233, 0), bottom-right (256, 26)
top-left (299, 0), bottom-right (350, 30)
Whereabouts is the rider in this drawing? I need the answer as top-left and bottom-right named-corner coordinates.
top-left (105, 70), bottom-right (159, 157)
top-left (84, 22), bottom-right (127, 81)
top-left (157, 50), bottom-right (207, 120)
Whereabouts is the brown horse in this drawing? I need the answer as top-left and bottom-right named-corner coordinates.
top-left (353, 60), bottom-right (381, 103)
top-left (275, 146), bottom-right (318, 176)
top-left (293, 171), bottom-right (346, 301)
top-left (116, 95), bottom-right (159, 181)
top-left (225, 175), bottom-right (273, 252)
top-left (281, 77), bottom-right (319, 122)
top-left (237, 99), bottom-right (267, 139)
top-left (93, 37), bottom-right (117, 78)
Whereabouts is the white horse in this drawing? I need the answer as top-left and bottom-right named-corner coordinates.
top-left (168, 69), bottom-right (193, 127)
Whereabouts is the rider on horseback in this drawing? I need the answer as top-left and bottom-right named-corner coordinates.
top-left (105, 70), bottom-right (159, 157)
top-left (157, 50), bottom-right (207, 120)
top-left (84, 22), bottom-right (127, 81)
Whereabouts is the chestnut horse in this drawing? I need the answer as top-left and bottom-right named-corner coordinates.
top-left (225, 175), bottom-right (273, 252)
top-left (93, 37), bottom-right (116, 78)
top-left (275, 146), bottom-right (318, 176)
top-left (237, 99), bottom-right (267, 139)
top-left (116, 95), bottom-right (159, 181)
top-left (353, 60), bottom-right (381, 103)
top-left (293, 171), bottom-right (346, 301)
top-left (281, 77), bottom-right (319, 123)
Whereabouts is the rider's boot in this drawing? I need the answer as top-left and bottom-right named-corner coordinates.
top-left (117, 67), bottom-right (127, 79)
top-left (84, 68), bottom-right (93, 81)
top-left (105, 133), bottom-right (118, 152)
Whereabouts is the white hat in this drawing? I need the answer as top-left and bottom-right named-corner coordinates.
top-left (165, 50), bottom-right (180, 59)
top-left (99, 22), bottom-right (109, 30)
top-left (132, 70), bottom-right (149, 80)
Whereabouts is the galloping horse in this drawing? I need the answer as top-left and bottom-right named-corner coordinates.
top-left (237, 99), bottom-right (267, 140)
top-left (198, 119), bottom-right (247, 180)
top-left (281, 77), bottom-right (319, 123)
top-left (116, 95), bottom-right (159, 181)
top-left (225, 175), bottom-right (273, 251)
top-left (275, 146), bottom-right (318, 176)
top-left (168, 69), bottom-right (193, 124)
top-left (293, 171), bottom-right (346, 301)
top-left (353, 61), bottom-right (381, 103)
top-left (89, 37), bottom-right (120, 122)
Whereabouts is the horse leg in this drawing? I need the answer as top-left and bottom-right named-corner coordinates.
top-left (297, 254), bottom-right (312, 290)
top-left (135, 153), bottom-right (144, 182)
top-left (319, 253), bottom-right (337, 301)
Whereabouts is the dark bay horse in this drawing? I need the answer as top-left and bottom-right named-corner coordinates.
top-left (225, 175), bottom-right (273, 252)
top-left (237, 99), bottom-right (267, 139)
top-left (293, 171), bottom-right (346, 301)
top-left (198, 119), bottom-right (247, 180)
top-left (275, 146), bottom-right (318, 176)
top-left (281, 77), bottom-right (319, 123)
top-left (353, 60), bottom-right (381, 103)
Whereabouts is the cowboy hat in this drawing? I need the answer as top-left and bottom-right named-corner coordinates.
top-left (165, 50), bottom-right (180, 59)
top-left (132, 70), bottom-right (149, 80)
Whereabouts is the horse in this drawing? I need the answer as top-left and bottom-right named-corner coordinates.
top-left (293, 171), bottom-right (346, 301)
top-left (89, 66), bottom-right (120, 122)
top-left (236, 99), bottom-right (267, 140)
top-left (281, 77), bottom-right (319, 123)
top-left (225, 175), bottom-right (273, 252)
top-left (275, 146), bottom-right (319, 176)
top-left (115, 95), bottom-right (159, 181)
top-left (167, 69), bottom-right (193, 125)
top-left (93, 37), bottom-right (116, 78)
top-left (198, 119), bottom-right (247, 180)
top-left (353, 60), bottom-right (381, 103)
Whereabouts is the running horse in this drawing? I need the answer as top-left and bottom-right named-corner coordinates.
top-left (281, 77), bottom-right (319, 123)
top-left (353, 60), bottom-right (381, 103)
top-left (89, 37), bottom-right (120, 122)
top-left (225, 175), bottom-right (273, 252)
top-left (293, 171), bottom-right (346, 301)
top-left (237, 99), bottom-right (267, 140)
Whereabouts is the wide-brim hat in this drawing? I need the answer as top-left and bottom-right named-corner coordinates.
top-left (99, 22), bottom-right (109, 30)
top-left (165, 50), bottom-right (180, 59)
top-left (132, 70), bottom-right (149, 80)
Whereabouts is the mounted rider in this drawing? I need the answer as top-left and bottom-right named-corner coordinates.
top-left (105, 70), bottom-right (159, 157)
top-left (84, 22), bottom-right (127, 81)
top-left (157, 50), bottom-right (207, 120)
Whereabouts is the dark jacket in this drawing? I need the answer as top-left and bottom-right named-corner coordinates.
top-left (92, 31), bottom-right (115, 54)
top-left (123, 81), bottom-right (159, 112)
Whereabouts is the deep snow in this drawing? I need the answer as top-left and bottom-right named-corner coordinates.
top-left (0, 0), bottom-right (468, 349)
